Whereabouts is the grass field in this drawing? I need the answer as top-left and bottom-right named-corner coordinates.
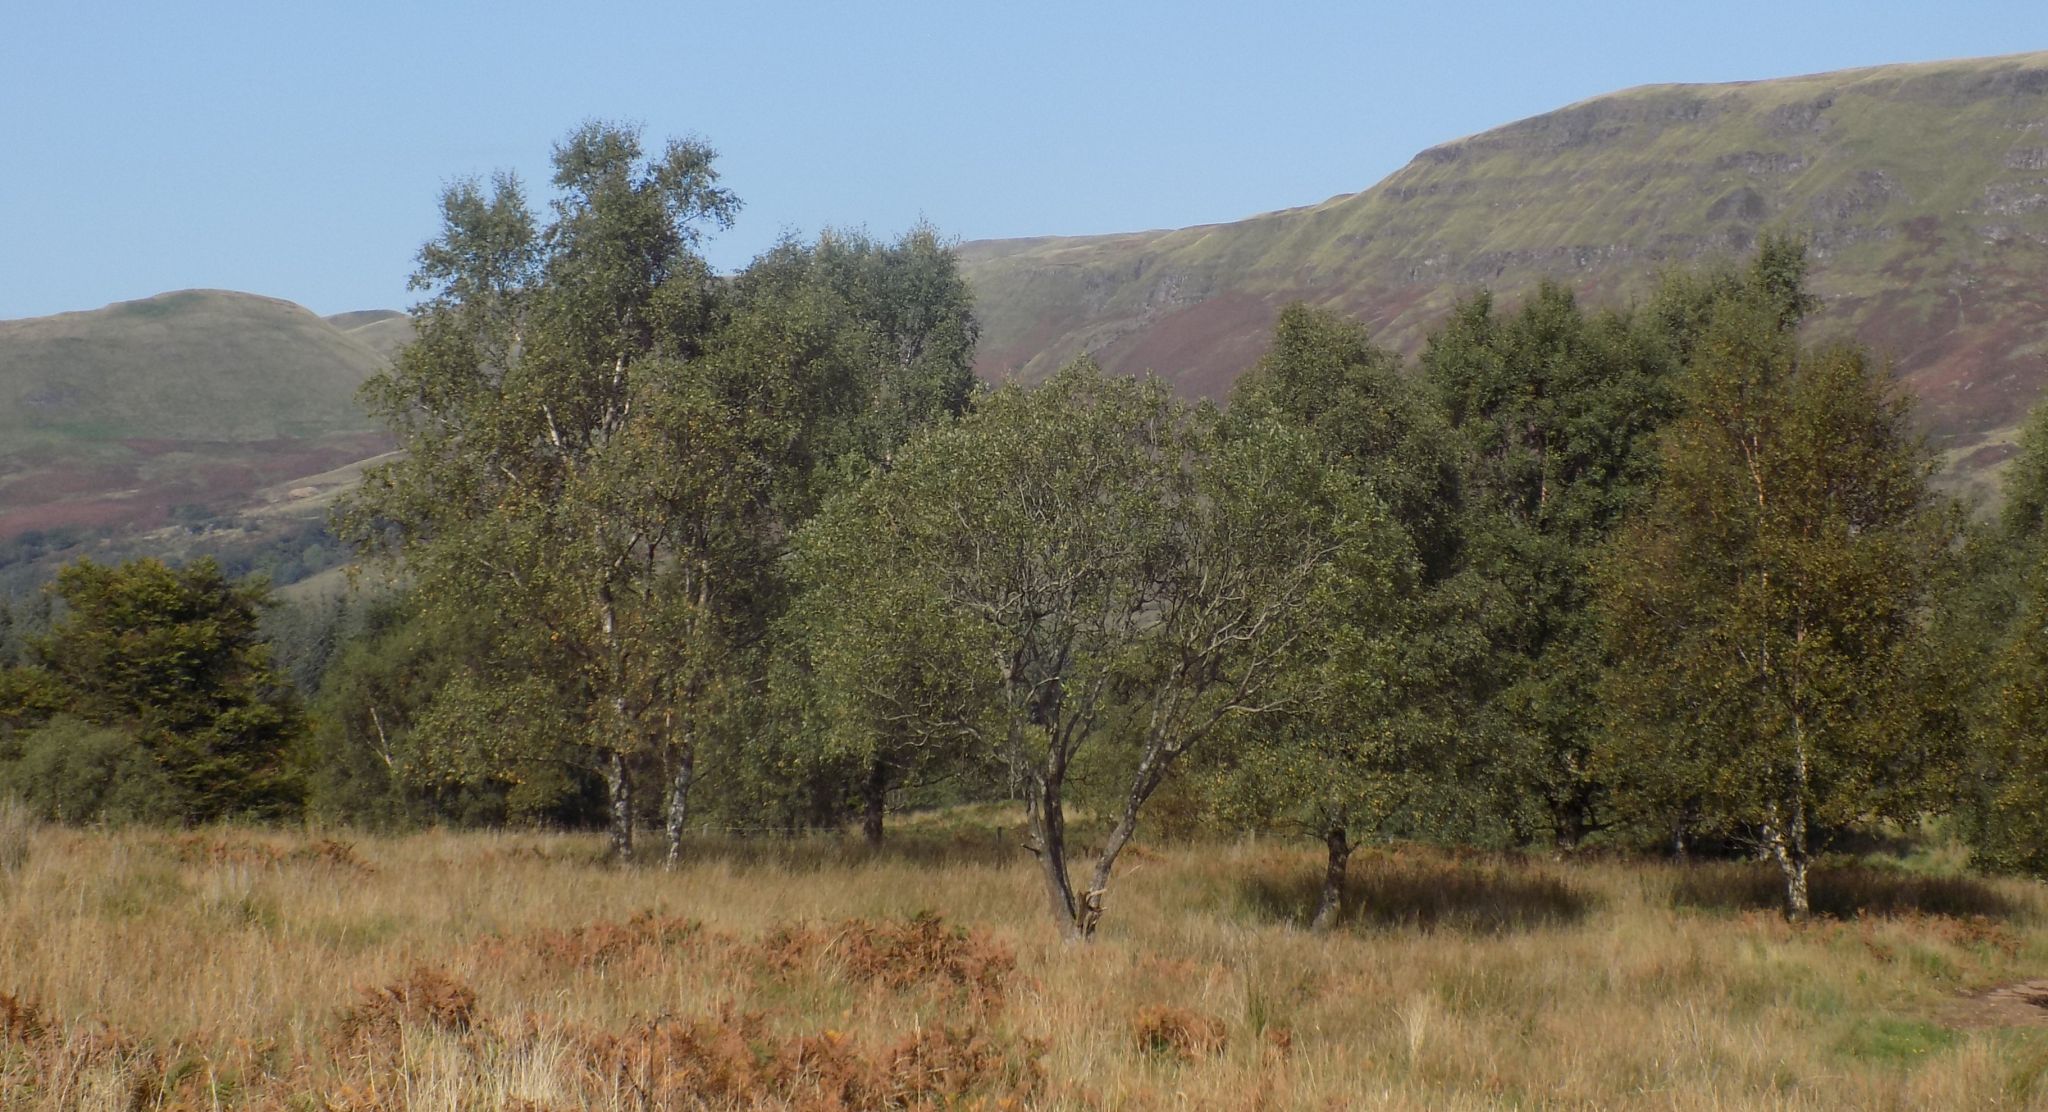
top-left (4, 813), bottom-right (2048, 1109)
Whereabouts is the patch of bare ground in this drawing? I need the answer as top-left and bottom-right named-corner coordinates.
top-left (1955, 978), bottom-right (2048, 1028)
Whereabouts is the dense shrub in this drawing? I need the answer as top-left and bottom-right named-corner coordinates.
top-left (0, 716), bottom-right (177, 823)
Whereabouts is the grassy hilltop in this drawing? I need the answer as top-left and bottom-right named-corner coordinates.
top-left (0, 291), bottom-right (402, 579)
top-left (0, 289), bottom-right (386, 447)
top-left (959, 51), bottom-right (2048, 496)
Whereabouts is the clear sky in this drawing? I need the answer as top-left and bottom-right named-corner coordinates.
top-left (4, 1), bottom-right (2046, 320)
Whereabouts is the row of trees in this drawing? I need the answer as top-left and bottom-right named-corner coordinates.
top-left (4, 124), bottom-right (2044, 936)
top-left (302, 166), bottom-right (1996, 933)
top-left (331, 123), bottom-right (979, 866)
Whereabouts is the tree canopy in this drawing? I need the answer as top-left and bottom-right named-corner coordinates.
top-left (1595, 269), bottom-right (1957, 919)
top-left (793, 359), bottom-right (1412, 937)
top-left (2, 557), bottom-right (304, 822)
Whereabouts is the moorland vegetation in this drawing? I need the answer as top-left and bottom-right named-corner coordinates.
top-left (5, 125), bottom-right (2048, 1105)
top-left (5, 125), bottom-right (2047, 926)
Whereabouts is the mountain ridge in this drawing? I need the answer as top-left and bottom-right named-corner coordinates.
top-left (10, 49), bottom-right (2048, 556)
top-left (956, 49), bottom-right (2048, 496)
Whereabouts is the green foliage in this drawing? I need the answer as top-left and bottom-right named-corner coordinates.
top-left (342, 124), bottom-right (770, 856)
top-left (1423, 279), bottom-right (1687, 845)
top-left (301, 594), bottom-right (576, 830)
top-left (0, 664), bottom-right (65, 730)
top-left (1970, 594), bottom-right (2048, 875)
top-left (343, 124), bottom-right (980, 855)
top-left (777, 510), bottom-right (995, 837)
top-left (1955, 396), bottom-right (2048, 874)
top-left (13, 556), bottom-right (306, 822)
top-left (1595, 265), bottom-right (1959, 914)
top-left (1208, 305), bottom-right (1483, 866)
top-left (728, 224), bottom-right (979, 512)
top-left (795, 359), bottom-right (1410, 935)
top-left (0, 716), bottom-right (177, 824)
top-left (1236, 304), bottom-right (1462, 576)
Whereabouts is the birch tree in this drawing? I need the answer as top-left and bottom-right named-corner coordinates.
top-left (343, 125), bottom-right (978, 862)
top-left (342, 123), bottom-right (754, 863)
top-left (1595, 289), bottom-right (1956, 920)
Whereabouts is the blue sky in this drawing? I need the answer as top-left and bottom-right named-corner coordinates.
top-left (3, 1), bottom-right (2045, 319)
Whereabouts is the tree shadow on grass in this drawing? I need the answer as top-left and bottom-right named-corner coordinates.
top-left (1669, 863), bottom-right (2020, 920)
top-left (1238, 852), bottom-right (1595, 935)
top-left (663, 830), bottom-right (1022, 873)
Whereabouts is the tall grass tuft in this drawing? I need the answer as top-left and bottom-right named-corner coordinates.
top-left (0, 798), bottom-right (32, 877)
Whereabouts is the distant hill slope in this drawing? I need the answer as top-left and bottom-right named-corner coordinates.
top-left (0, 290), bottom-right (395, 542)
top-left (325, 309), bottom-right (414, 361)
top-left (958, 50), bottom-right (2048, 491)
top-left (3, 290), bottom-right (387, 445)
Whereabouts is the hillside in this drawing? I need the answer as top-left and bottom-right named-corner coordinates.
top-left (324, 309), bottom-right (413, 361)
top-left (958, 51), bottom-right (2048, 493)
top-left (0, 290), bottom-right (393, 547)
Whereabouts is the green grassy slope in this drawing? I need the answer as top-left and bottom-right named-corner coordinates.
top-left (1, 290), bottom-right (385, 448)
top-left (324, 309), bottom-right (414, 361)
top-left (959, 51), bottom-right (2048, 490)
top-left (0, 290), bottom-right (395, 544)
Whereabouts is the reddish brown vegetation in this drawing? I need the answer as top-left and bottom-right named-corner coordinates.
top-left (337, 965), bottom-right (480, 1051)
top-left (0, 432), bottom-right (392, 541)
top-left (1131, 1005), bottom-right (1228, 1062)
top-left (564, 1008), bottom-right (1041, 1110)
top-left (758, 913), bottom-right (1016, 1012)
top-left (489, 911), bottom-right (708, 972)
top-left (157, 834), bottom-right (373, 874)
top-left (0, 914), bottom-right (1035, 1109)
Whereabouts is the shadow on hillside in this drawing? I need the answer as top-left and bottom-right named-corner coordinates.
top-left (1669, 863), bottom-right (2019, 920)
top-left (1238, 853), bottom-right (1594, 935)
top-left (659, 831), bottom-right (1023, 873)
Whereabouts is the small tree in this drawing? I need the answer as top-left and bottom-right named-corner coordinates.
top-left (1595, 289), bottom-right (1957, 919)
top-left (776, 548), bottom-right (994, 844)
top-left (795, 361), bottom-right (1407, 939)
top-left (1211, 304), bottom-right (1477, 929)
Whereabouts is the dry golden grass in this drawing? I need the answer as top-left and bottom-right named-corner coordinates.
top-left (3, 819), bottom-right (2048, 1109)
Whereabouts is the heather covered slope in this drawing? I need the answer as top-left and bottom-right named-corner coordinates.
top-left (0, 290), bottom-right (392, 540)
top-left (959, 51), bottom-right (2048, 490)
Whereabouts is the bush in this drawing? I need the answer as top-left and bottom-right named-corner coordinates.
top-left (0, 716), bottom-right (177, 824)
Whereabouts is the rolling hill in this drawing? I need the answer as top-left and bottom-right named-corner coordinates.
top-left (957, 50), bottom-right (2048, 496)
top-left (0, 290), bottom-right (396, 543)
top-left (12, 49), bottom-right (2048, 563)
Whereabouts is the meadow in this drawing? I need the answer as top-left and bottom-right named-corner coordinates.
top-left (3, 811), bottom-right (2048, 1110)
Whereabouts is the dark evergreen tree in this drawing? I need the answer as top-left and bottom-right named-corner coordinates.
top-left (27, 557), bottom-right (306, 821)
